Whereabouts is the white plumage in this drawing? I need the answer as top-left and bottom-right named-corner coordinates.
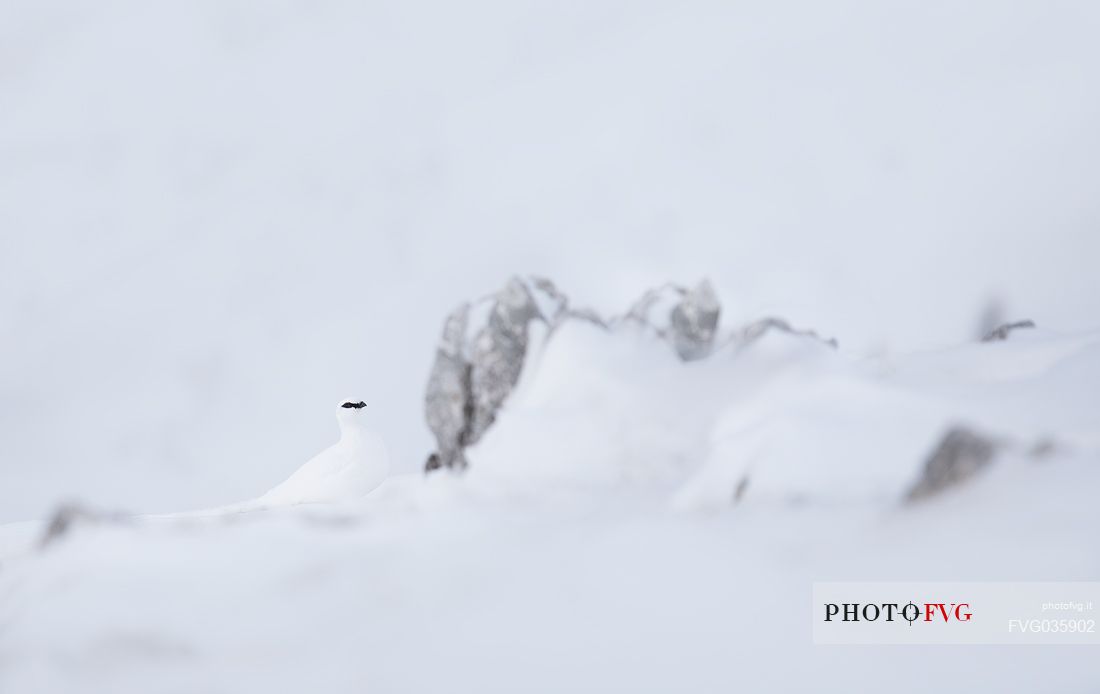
top-left (258, 400), bottom-right (390, 506)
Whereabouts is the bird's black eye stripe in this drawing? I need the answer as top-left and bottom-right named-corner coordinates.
top-left (341, 401), bottom-right (367, 409)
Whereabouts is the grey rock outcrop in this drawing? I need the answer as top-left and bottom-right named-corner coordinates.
top-left (424, 304), bottom-right (474, 471)
top-left (982, 320), bottom-right (1035, 342)
top-left (669, 280), bottom-right (721, 361)
top-left (423, 276), bottom-right (841, 473)
top-left (905, 426), bottom-right (999, 502)
top-left (468, 279), bottom-right (543, 445)
top-left (622, 279), bottom-right (722, 360)
top-left (424, 277), bottom-right (567, 471)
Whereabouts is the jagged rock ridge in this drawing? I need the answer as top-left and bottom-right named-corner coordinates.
top-left (423, 277), bottom-right (836, 472)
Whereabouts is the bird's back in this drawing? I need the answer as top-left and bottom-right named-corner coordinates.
top-left (259, 432), bottom-right (389, 506)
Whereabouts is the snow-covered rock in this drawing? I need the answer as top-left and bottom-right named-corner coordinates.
top-left (3, 303), bottom-right (1100, 694)
top-left (441, 282), bottom-right (1100, 510)
top-left (468, 279), bottom-right (545, 449)
top-left (735, 316), bottom-right (838, 350)
top-left (668, 279), bottom-right (721, 360)
top-left (425, 278), bottom-right (841, 483)
top-left (424, 277), bottom-right (570, 471)
top-left (39, 503), bottom-right (131, 548)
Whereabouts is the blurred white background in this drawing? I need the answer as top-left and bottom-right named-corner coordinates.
top-left (2, 0), bottom-right (1098, 523)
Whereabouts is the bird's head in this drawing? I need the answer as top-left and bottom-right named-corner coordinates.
top-left (336, 399), bottom-right (369, 430)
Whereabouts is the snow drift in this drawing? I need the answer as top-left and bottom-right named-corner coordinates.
top-left (425, 277), bottom-right (1094, 516)
top-left (1, 282), bottom-right (1099, 692)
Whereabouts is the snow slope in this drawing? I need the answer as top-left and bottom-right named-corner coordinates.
top-left (468, 319), bottom-right (1100, 503)
top-left (1, 326), bottom-right (1098, 692)
top-left (3, 1), bottom-right (1099, 689)
top-left (3, 0), bottom-right (1100, 522)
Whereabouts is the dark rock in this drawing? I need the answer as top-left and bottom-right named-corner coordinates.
top-left (424, 452), bottom-right (444, 472)
top-left (733, 476), bottom-right (750, 504)
top-left (621, 279), bottom-right (723, 361)
top-left (423, 303), bottom-right (474, 470)
top-left (905, 426), bottom-right (999, 502)
top-left (976, 298), bottom-right (1006, 341)
top-left (40, 502), bottom-right (128, 547)
top-left (468, 278), bottom-right (542, 443)
top-left (982, 320), bottom-right (1035, 342)
top-left (423, 277), bottom-right (569, 472)
top-left (669, 280), bottom-right (721, 361)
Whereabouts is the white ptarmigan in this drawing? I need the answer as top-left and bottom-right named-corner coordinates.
top-left (258, 400), bottom-right (390, 506)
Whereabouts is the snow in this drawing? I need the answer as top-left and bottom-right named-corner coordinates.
top-left (2, 328), bottom-right (1099, 692)
top-left (3, 0), bottom-right (1100, 523)
top-left (2, 0), bottom-right (1100, 690)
